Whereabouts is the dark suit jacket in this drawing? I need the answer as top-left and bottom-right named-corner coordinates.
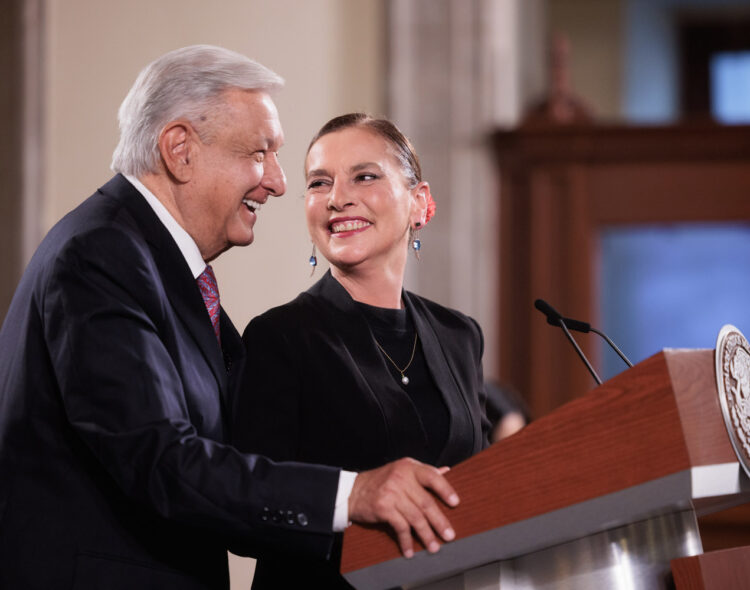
top-left (233, 271), bottom-right (490, 588)
top-left (0, 175), bottom-right (339, 590)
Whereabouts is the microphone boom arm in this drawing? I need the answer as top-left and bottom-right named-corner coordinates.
top-left (590, 327), bottom-right (633, 368)
top-left (558, 319), bottom-right (603, 385)
top-left (534, 298), bottom-right (632, 385)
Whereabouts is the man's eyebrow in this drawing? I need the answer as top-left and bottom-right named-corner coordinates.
top-left (265, 135), bottom-right (285, 150)
top-left (243, 134), bottom-right (282, 151)
top-left (256, 137), bottom-right (274, 151)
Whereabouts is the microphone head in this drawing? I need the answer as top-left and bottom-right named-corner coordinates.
top-left (534, 298), bottom-right (591, 332)
top-left (534, 299), bottom-right (562, 323)
top-left (562, 317), bottom-right (591, 333)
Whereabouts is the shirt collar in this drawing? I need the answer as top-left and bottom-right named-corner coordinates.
top-left (124, 174), bottom-right (206, 279)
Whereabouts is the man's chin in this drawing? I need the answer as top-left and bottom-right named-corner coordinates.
top-left (230, 231), bottom-right (255, 248)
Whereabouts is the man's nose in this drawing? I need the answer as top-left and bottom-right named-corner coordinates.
top-left (264, 153), bottom-right (287, 197)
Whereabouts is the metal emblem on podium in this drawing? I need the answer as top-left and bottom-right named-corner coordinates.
top-left (715, 324), bottom-right (750, 477)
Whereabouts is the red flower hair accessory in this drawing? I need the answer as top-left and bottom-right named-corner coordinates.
top-left (425, 193), bottom-right (436, 223)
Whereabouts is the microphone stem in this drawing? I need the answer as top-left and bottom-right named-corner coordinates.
top-left (559, 320), bottom-right (602, 385)
top-left (591, 327), bottom-right (633, 367)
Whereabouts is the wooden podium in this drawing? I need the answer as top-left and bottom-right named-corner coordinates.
top-left (340, 349), bottom-right (750, 589)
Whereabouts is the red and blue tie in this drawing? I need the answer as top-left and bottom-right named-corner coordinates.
top-left (197, 265), bottom-right (221, 344)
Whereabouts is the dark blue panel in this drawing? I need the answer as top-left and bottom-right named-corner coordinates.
top-left (600, 224), bottom-right (750, 381)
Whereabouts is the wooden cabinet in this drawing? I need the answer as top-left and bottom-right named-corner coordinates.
top-left (492, 122), bottom-right (750, 550)
top-left (492, 122), bottom-right (750, 418)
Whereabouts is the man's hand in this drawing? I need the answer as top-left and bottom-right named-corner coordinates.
top-left (348, 458), bottom-right (459, 559)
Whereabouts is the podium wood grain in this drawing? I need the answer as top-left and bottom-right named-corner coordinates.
top-left (341, 349), bottom-right (736, 574)
top-left (672, 545), bottom-right (750, 589)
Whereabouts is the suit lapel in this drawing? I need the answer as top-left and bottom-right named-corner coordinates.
top-left (219, 309), bottom-right (244, 412)
top-left (403, 292), bottom-right (476, 466)
top-left (102, 176), bottom-right (228, 396)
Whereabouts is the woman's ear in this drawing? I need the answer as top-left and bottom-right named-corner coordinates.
top-left (158, 121), bottom-right (196, 183)
top-left (411, 181), bottom-right (431, 227)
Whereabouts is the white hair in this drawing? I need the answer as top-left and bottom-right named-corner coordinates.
top-left (111, 45), bottom-right (284, 176)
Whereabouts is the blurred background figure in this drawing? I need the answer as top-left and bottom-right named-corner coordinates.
top-left (484, 380), bottom-right (530, 443)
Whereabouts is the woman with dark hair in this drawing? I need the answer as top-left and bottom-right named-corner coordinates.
top-left (232, 113), bottom-right (491, 588)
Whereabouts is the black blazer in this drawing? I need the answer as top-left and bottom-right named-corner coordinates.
top-left (0, 175), bottom-right (339, 590)
top-left (233, 271), bottom-right (490, 588)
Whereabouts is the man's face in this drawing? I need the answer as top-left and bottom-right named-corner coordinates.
top-left (181, 89), bottom-right (286, 261)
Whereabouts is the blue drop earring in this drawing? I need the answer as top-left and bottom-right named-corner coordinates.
top-left (412, 222), bottom-right (422, 260)
top-left (309, 244), bottom-right (318, 276)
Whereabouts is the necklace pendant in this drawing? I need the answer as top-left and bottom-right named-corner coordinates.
top-left (401, 374), bottom-right (410, 385)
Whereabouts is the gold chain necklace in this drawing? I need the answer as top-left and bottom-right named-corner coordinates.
top-left (373, 332), bottom-right (419, 385)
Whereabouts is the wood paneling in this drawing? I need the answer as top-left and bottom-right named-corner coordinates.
top-left (673, 544), bottom-right (750, 589)
top-left (492, 121), bottom-right (750, 550)
top-left (493, 122), bottom-right (750, 418)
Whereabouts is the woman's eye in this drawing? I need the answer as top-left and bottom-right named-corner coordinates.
top-left (356, 173), bottom-right (378, 182)
top-left (307, 179), bottom-right (327, 189)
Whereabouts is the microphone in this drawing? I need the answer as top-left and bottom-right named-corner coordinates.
top-left (535, 299), bottom-right (633, 370)
top-left (534, 299), bottom-right (602, 385)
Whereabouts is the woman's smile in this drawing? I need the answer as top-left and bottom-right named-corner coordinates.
top-left (329, 217), bottom-right (373, 236)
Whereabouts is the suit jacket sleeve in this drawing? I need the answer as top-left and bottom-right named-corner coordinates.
top-left (42, 226), bottom-right (338, 558)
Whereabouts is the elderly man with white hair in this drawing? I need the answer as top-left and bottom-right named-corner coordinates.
top-left (0, 45), bottom-right (459, 589)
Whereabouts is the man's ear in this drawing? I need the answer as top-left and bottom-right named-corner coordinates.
top-left (158, 121), bottom-right (195, 183)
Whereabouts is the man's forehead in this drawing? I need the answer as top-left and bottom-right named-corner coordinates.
top-left (220, 89), bottom-right (284, 146)
top-left (221, 88), bottom-right (276, 116)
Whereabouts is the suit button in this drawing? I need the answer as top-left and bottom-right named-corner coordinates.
top-left (261, 507), bottom-right (270, 522)
top-left (272, 509), bottom-right (284, 523)
top-left (297, 513), bottom-right (309, 527)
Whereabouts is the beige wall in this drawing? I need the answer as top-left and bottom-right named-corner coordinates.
top-left (42, 1), bottom-right (384, 586)
top-left (43, 0), bottom-right (384, 330)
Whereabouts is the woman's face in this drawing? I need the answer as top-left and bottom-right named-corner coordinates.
top-left (304, 126), bottom-right (427, 273)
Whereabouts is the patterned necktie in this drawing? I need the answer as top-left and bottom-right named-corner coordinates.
top-left (197, 265), bottom-right (221, 344)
